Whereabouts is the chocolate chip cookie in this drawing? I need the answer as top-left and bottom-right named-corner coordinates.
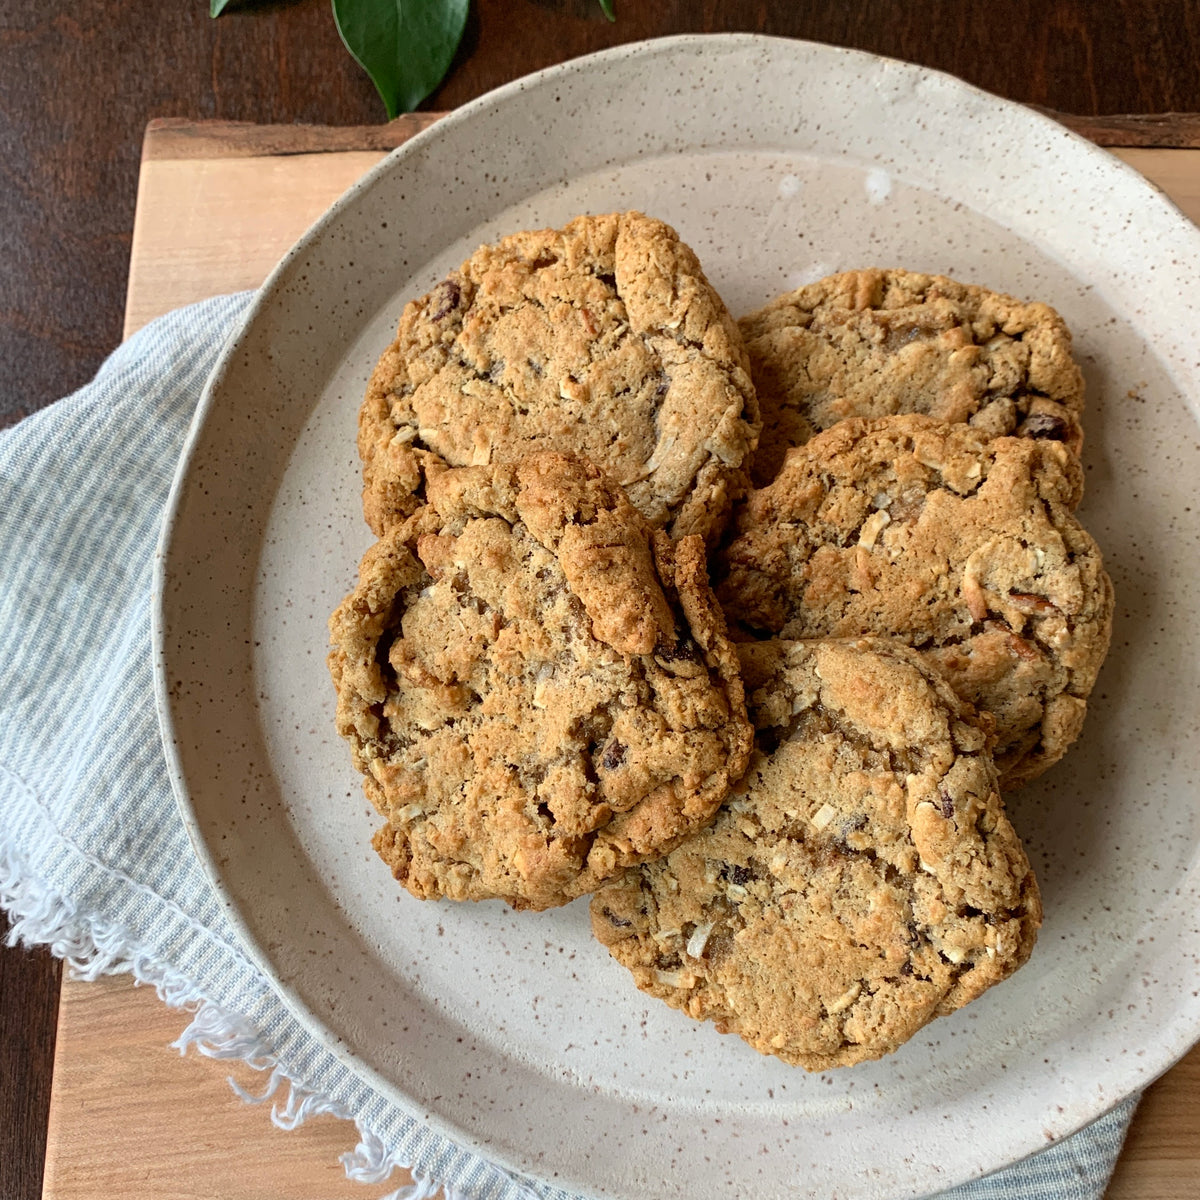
top-left (738, 269), bottom-right (1085, 487)
top-left (717, 416), bottom-right (1113, 786)
top-left (591, 637), bottom-right (1041, 1071)
top-left (358, 212), bottom-right (760, 545)
top-left (328, 451), bottom-right (752, 911)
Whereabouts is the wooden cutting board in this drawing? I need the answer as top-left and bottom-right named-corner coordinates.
top-left (41, 117), bottom-right (1200, 1200)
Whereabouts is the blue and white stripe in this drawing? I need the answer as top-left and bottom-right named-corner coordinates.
top-left (0, 295), bottom-right (1138, 1200)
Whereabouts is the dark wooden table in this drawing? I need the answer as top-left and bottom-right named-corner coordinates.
top-left (4, 4), bottom-right (1200, 1199)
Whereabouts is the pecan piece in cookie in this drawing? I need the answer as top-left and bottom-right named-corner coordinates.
top-left (717, 415), bottom-right (1113, 787)
top-left (738, 268), bottom-right (1085, 487)
top-left (591, 637), bottom-right (1041, 1071)
top-left (328, 451), bottom-right (752, 910)
top-left (358, 211), bottom-right (760, 545)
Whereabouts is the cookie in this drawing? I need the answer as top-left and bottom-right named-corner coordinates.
top-left (738, 269), bottom-right (1085, 487)
top-left (358, 211), bottom-right (760, 545)
top-left (591, 637), bottom-right (1041, 1071)
top-left (328, 451), bottom-right (753, 911)
top-left (717, 415), bottom-right (1113, 787)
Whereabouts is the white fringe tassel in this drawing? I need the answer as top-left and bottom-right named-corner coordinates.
top-left (0, 846), bottom-right (499, 1200)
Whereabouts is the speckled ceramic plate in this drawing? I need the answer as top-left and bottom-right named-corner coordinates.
top-left (154, 34), bottom-right (1200, 1200)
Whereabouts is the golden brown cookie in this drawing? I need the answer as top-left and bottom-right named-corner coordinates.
top-left (328, 451), bottom-right (752, 911)
top-left (717, 416), bottom-right (1113, 787)
top-left (591, 637), bottom-right (1041, 1071)
top-left (738, 269), bottom-right (1085, 487)
top-left (359, 211), bottom-right (760, 545)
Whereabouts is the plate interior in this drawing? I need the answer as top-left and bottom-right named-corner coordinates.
top-left (158, 36), bottom-right (1200, 1200)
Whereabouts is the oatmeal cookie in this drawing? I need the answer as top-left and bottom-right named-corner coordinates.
top-left (591, 637), bottom-right (1041, 1071)
top-left (328, 451), bottom-right (752, 910)
top-left (738, 269), bottom-right (1084, 487)
top-left (359, 211), bottom-right (760, 545)
top-left (717, 416), bottom-right (1113, 786)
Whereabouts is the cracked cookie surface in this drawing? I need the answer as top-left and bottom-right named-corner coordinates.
top-left (738, 268), bottom-right (1085, 487)
top-left (358, 211), bottom-right (760, 545)
top-left (591, 637), bottom-right (1041, 1071)
top-left (328, 451), bottom-right (752, 910)
top-left (717, 416), bottom-right (1113, 786)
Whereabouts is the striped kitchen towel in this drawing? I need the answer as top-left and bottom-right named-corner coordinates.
top-left (0, 294), bottom-right (1138, 1200)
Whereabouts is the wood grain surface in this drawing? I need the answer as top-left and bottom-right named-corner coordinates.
top-left (42, 977), bottom-right (405, 1200)
top-left (0, 914), bottom-right (60, 1200)
top-left (45, 973), bottom-right (1199, 1200)
top-left (28, 122), bottom-right (1200, 1200)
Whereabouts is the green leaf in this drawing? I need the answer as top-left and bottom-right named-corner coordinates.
top-left (210, 0), bottom-right (235, 14)
top-left (598, 0), bottom-right (615, 20)
top-left (332, 0), bottom-right (469, 119)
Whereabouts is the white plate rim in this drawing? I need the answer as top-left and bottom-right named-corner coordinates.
top-left (151, 32), bottom-right (1200, 1200)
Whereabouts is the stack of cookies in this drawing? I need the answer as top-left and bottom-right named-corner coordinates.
top-left (328, 212), bottom-right (1113, 1070)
